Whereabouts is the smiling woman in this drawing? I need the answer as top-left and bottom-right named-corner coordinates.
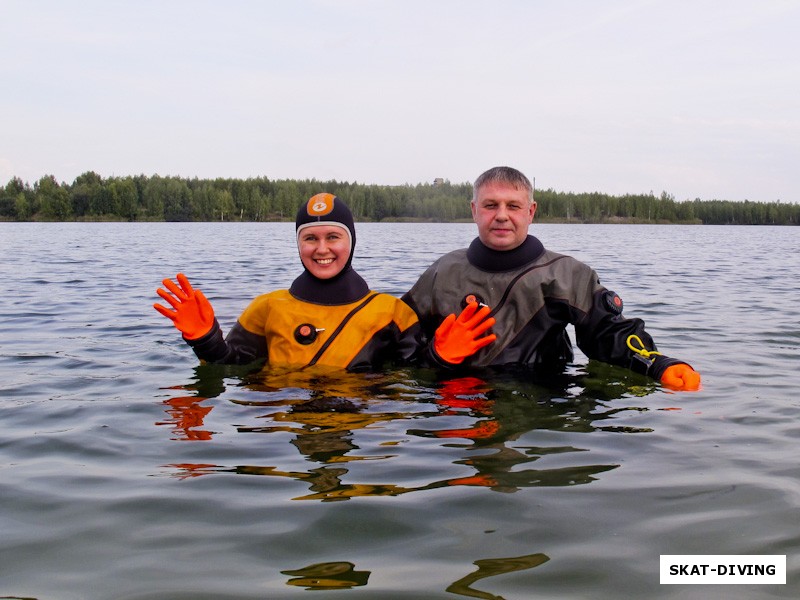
top-left (153, 193), bottom-right (423, 371)
top-left (298, 225), bottom-right (351, 279)
top-left (295, 192), bottom-right (355, 280)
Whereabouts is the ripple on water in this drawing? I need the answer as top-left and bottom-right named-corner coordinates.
top-left (1, 223), bottom-right (799, 598)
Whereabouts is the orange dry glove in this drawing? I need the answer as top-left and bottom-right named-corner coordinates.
top-left (153, 273), bottom-right (216, 340)
top-left (434, 301), bottom-right (497, 364)
top-left (661, 364), bottom-right (701, 391)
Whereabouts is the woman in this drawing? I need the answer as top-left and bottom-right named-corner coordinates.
top-left (155, 193), bottom-right (494, 371)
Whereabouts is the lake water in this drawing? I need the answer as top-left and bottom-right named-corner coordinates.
top-left (0, 222), bottom-right (798, 599)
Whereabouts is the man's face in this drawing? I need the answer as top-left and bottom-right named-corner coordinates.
top-left (471, 181), bottom-right (536, 251)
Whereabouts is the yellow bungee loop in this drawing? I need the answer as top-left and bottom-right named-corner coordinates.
top-left (626, 335), bottom-right (662, 361)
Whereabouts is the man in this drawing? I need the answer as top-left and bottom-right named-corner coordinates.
top-left (403, 166), bottom-right (701, 390)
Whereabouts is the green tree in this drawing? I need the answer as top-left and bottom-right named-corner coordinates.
top-left (3, 177), bottom-right (30, 219)
top-left (191, 183), bottom-right (215, 220)
top-left (108, 177), bottom-right (140, 220)
top-left (214, 189), bottom-right (236, 221)
top-left (70, 171), bottom-right (104, 217)
top-left (273, 181), bottom-right (299, 219)
top-left (0, 177), bottom-right (28, 218)
top-left (36, 175), bottom-right (71, 220)
top-left (14, 193), bottom-right (30, 220)
top-left (163, 178), bottom-right (193, 221)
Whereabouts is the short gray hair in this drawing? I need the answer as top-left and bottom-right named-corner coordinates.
top-left (472, 166), bottom-right (534, 204)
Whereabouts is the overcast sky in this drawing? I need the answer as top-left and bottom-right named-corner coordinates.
top-left (2, 0), bottom-right (798, 201)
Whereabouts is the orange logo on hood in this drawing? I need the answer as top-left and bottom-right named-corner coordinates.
top-left (307, 193), bottom-right (336, 217)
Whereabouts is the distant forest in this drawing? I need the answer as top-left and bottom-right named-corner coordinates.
top-left (1, 172), bottom-right (798, 225)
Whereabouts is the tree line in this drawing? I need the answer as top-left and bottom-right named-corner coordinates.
top-left (1, 172), bottom-right (797, 225)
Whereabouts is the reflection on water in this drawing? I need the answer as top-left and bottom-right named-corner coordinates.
top-left (156, 394), bottom-right (214, 441)
top-left (281, 561), bottom-right (370, 590)
top-left (447, 552), bottom-right (550, 600)
top-left (4, 223), bottom-right (800, 598)
top-left (277, 552), bottom-right (550, 598)
top-left (154, 361), bottom-right (666, 500)
top-left (278, 553), bottom-right (549, 598)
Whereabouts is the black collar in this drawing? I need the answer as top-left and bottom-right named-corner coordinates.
top-left (466, 235), bottom-right (545, 272)
top-left (289, 267), bottom-right (370, 304)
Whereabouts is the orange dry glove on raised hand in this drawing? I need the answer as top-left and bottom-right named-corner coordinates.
top-left (153, 273), bottom-right (216, 340)
top-left (661, 363), bottom-right (701, 391)
top-left (434, 302), bottom-right (497, 365)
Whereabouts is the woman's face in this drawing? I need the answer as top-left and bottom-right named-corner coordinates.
top-left (298, 224), bottom-right (352, 279)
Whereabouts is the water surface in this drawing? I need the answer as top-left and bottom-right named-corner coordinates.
top-left (0, 222), bottom-right (798, 599)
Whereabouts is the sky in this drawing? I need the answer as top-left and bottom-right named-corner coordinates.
top-left (2, 0), bottom-right (798, 202)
